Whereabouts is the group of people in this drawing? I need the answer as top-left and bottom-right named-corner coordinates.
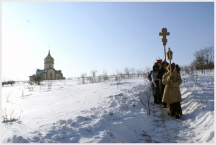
top-left (147, 59), bottom-right (182, 119)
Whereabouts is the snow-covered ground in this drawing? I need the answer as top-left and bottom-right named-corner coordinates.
top-left (1, 70), bottom-right (214, 143)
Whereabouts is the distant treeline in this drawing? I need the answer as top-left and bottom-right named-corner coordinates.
top-left (2, 47), bottom-right (214, 86)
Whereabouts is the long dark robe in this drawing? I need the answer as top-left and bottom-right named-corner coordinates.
top-left (153, 80), bottom-right (160, 104)
top-left (167, 102), bottom-right (183, 116)
top-left (157, 68), bottom-right (166, 106)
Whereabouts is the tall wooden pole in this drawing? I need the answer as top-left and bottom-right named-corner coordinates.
top-left (164, 45), bottom-right (166, 67)
top-left (168, 47), bottom-right (172, 76)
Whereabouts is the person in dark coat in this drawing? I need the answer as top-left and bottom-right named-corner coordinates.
top-left (157, 61), bottom-right (169, 108)
top-left (175, 64), bottom-right (181, 74)
top-left (151, 63), bottom-right (160, 104)
top-left (162, 64), bottom-right (183, 119)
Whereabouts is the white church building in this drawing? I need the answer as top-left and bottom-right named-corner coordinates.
top-left (29, 50), bottom-right (65, 81)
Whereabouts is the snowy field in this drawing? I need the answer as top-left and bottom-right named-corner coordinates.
top-left (1, 70), bottom-right (214, 143)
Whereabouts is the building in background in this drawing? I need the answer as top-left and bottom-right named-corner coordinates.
top-left (29, 50), bottom-right (65, 81)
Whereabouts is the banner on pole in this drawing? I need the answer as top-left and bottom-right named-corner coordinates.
top-left (167, 48), bottom-right (173, 61)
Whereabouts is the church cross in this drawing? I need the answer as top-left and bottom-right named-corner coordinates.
top-left (159, 28), bottom-right (170, 46)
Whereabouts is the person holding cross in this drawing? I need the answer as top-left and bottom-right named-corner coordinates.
top-left (157, 60), bottom-right (169, 108)
top-left (162, 63), bottom-right (183, 119)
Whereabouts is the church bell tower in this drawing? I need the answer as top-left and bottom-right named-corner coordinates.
top-left (44, 50), bottom-right (54, 69)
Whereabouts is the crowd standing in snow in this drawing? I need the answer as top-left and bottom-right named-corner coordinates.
top-left (148, 60), bottom-right (183, 119)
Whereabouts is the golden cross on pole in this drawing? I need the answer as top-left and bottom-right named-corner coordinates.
top-left (159, 28), bottom-right (170, 46)
top-left (159, 28), bottom-right (170, 67)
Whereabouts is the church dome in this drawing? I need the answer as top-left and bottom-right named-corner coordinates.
top-left (44, 50), bottom-right (54, 63)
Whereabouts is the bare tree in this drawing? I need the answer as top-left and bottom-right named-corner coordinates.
top-left (47, 80), bottom-right (53, 90)
top-left (137, 69), bottom-right (145, 77)
top-left (102, 70), bottom-right (109, 81)
top-left (130, 68), bottom-right (135, 78)
top-left (181, 65), bottom-right (196, 75)
top-left (31, 75), bottom-right (43, 85)
top-left (90, 70), bottom-right (97, 83)
top-left (191, 47), bottom-right (214, 74)
top-left (204, 47), bottom-right (214, 69)
top-left (139, 83), bottom-right (151, 115)
top-left (143, 67), bottom-right (151, 78)
top-left (80, 73), bottom-right (87, 84)
top-left (115, 70), bottom-right (123, 89)
top-left (124, 67), bottom-right (130, 79)
top-left (192, 50), bottom-right (205, 74)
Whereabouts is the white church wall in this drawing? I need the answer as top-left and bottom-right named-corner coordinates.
top-left (47, 69), bottom-right (56, 80)
top-left (56, 74), bottom-right (62, 79)
top-left (42, 72), bottom-right (46, 80)
top-left (44, 62), bottom-right (54, 69)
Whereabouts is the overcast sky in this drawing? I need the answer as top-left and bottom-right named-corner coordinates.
top-left (2, 1), bottom-right (214, 80)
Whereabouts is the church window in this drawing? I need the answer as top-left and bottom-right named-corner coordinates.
top-left (50, 73), bottom-right (52, 78)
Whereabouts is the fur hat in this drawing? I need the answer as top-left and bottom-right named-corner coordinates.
top-left (153, 63), bottom-right (159, 71)
top-left (176, 64), bottom-right (180, 71)
top-left (162, 61), bottom-right (169, 66)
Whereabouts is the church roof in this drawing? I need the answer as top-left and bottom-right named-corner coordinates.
top-left (36, 69), bottom-right (46, 75)
top-left (44, 50), bottom-right (54, 62)
top-left (36, 68), bottom-right (62, 75)
top-left (56, 70), bottom-right (62, 74)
